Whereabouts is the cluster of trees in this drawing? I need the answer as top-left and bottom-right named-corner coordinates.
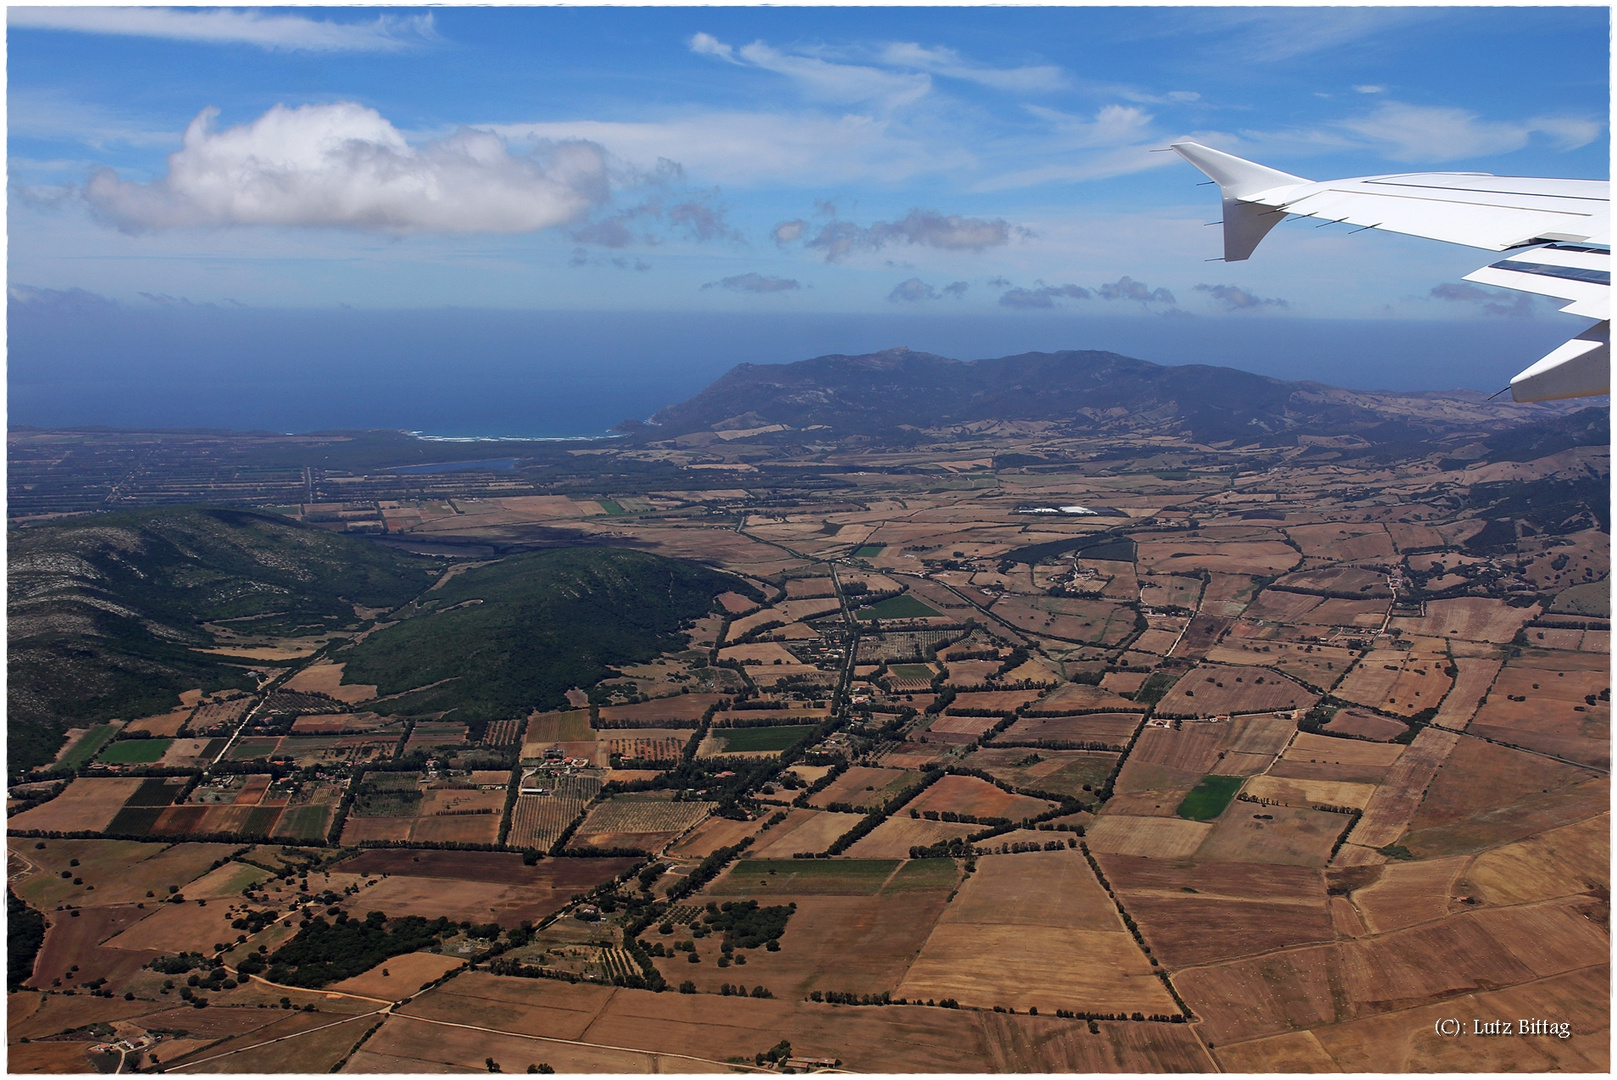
top-left (7, 889), bottom-right (45, 990)
top-left (257, 911), bottom-right (453, 987)
top-left (698, 900), bottom-right (794, 950)
top-left (717, 983), bottom-right (773, 998)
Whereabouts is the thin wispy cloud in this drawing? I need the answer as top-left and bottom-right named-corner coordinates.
top-left (8, 7), bottom-right (440, 52)
top-left (877, 42), bottom-right (1064, 92)
top-left (691, 32), bottom-right (930, 109)
top-left (702, 273), bottom-right (801, 294)
top-left (1339, 101), bottom-right (1602, 161)
top-left (1430, 282), bottom-right (1535, 318)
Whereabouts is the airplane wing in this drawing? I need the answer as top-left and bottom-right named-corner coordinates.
top-left (1171, 141), bottom-right (1609, 403)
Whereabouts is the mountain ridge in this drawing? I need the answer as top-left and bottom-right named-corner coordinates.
top-left (632, 346), bottom-right (1575, 447)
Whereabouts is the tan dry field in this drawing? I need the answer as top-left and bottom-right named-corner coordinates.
top-left (897, 848), bottom-right (1177, 1015)
top-left (944, 658), bottom-right (1001, 684)
top-left (1391, 596), bottom-right (1537, 642)
top-left (282, 661), bottom-right (377, 703)
top-left (988, 595), bottom-right (1134, 644)
top-left (1196, 803), bottom-right (1348, 867)
top-left (1116, 886), bottom-right (1334, 969)
top-left (807, 766), bottom-right (917, 809)
top-left (784, 576), bottom-right (837, 598)
top-left (1322, 707), bottom-right (1409, 741)
top-left (995, 712), bottom-right (1141, 745)
top-left (1150, 664), bottom-right (1316, 718)
top-left (1432, 655), bottom-right (1503, 728)
top-left (28, 905), bottom-right (158, 988)
top-left (1242, 589), bottom-right (1326, 623)
top-left (1134, 538), bottom-right (1300, 575)
top-left (1462, 812), bottom-right (1609, 906)
top-left (1467, 649), bottom-right (1610, 767)
top-left (1175, 898), bottom-right (1607, 1047)
top-left (181, 860), bottom-right (270, 900)
top-left (746, 808), bottom-right (861, 858)
top-left (961, 747), bottom-right (1119, 798)
top-left (1029, 681), bottom-right (1141, 712)
top-left (1113, 722), bottom-right (1228, 796)
top-left (947, 689), bottom-right (1045, 712)
top-left (342, 816), bottom-right (413, 844)
top-left (1100, 669), bottom-right (1149, 696)
top-left (8, 777), bottom-right (146, 833)
top-left (665, 878), bottom-right (956, 999)
top-left (409, 813), bottom-right (501, 845)
top-left (327, 952), bottom-right (468, 1000)
top-left (1349, 854), bottom-right (1470, 933)
top-left (1205, 640), bottom-right (1353, 690)
top-left (844, 815), bottom-right (978, 858)
top-left (1298, 963), bottom-right (1609, 1072)
top-left (100, 899), bottom-right (251, 955)
top-left (921, 713), bottom-right (1000, 741)
top-left (11, 839), bottom-right (235, 910)
top-left (597, 694), bottom-right (723, 726)
top-left (1132, 626), bottom-right (1184, 655)
top-left (1285, 523), bottom-right (1395, 561)
top-left (1084, 816), bottom-right (1213, 858)
top-left (1243, 774), bottom-right (1377, 810)
top-left (385, 969), bottom-right (1213, 1073)
top-left (1293, 597), bottom-right (1388, 628)
top-left (1397, 735), bottom-right (1607, 858)
top-left (332, 851), bottom-right (635, 926)
top-left (905, 775), bottom-right (1054, 822)
top-left (1333, 651), bottom-right (1453, 716)
top-left (125, 708), bottom-right (193, 737)
top-left (664, 814), bottom-right (761, 858)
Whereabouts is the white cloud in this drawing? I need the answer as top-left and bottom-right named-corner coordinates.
top-left (877, 42), bottom-right (1064, 92)
top-left (8, 7), bottom-right (439, 52)
top-left (1354, 85), bottom-right (1386, 95)
top-left (1339, 101), bottom-right (1603, 161)
top-left (85, 102), bottom-right (610, 233)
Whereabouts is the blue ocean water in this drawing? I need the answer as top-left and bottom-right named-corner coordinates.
top-left (7, 305), bottom-right (1590, 437)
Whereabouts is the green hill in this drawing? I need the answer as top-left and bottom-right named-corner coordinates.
top-left (337, 547), bottom-right (742, 736)
top-left (8, 507), bottom-right (441, 774)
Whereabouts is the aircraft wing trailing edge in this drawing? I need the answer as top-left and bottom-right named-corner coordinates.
top-left (1171, 141), bottom-right (1609, 403)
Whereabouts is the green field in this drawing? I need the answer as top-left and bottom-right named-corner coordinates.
top-left (97, 738), bottom-right (174, 765)
top-left (889, 663), bottom-right (934, 680)
top-left (852, 545), bottom-right (885, 558)
top-left (855, 594), bottom-right (942, 621)
top-left (275, 805), bottom-right (334, 840)
top-left (717, 725), bottom-right (819, 753)
top-left (714, 858), bottom-right (901, 895)
top-left (882, 857), bottom-right (961, 892)
top-left (1550, 579), bottom-right (1609, 617)
top-left (228, 738), bottom-right (283, 761)
top-left (56, 724), bottom-right (121, 770)
top-left (1176, 775), bottom-right (1245, 821)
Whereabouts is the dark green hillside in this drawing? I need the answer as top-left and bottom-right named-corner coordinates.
top-left (339, 547), bottom-right (741, 735)
top-left (8, 507), bottom-right (440, 774)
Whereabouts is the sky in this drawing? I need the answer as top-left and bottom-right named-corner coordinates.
top-left (6, 5), bottom-right (1611, 432)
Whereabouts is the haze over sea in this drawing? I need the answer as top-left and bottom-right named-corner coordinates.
top-left (8, 305), bottom-right (1582, 439)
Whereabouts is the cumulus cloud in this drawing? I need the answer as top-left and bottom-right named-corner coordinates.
top-left (1430, 282), bottom-right (1535, 317)
top-left (998, 282), bottom-right (1090, 309)
top-left (887, 278), bottom-right (938, 302)
top-left (8, 8), bottom-right (439, 52)
top-left (773, 219), bottom-right (806, 245)
top-left (702, 273), bottom-right (801, 294)
top-left (1097, 276), bottom-right (1175, 305)
top-left (942, 281), bottom-right (969, 298)
top-left (85, 102), bottom-right (612, 234)
top-left (797, 209), bottom-right (1019, 262)
top-left (1194, 283), bottom-right (1289, 311)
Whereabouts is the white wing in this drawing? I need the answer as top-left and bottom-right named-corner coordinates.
top-left (1171, 141), bottom-right (1609, 403)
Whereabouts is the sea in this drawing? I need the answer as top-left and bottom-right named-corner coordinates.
top-left (8, 306), bottom-right (1587, 439)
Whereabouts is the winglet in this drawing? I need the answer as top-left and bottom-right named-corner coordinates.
top-left (1172, 141), bottom-right (1311, 262)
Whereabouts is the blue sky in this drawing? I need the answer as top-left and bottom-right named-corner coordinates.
top-left (9, 4), bottom-right (1608, 324)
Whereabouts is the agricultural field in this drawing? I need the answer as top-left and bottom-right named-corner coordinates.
top-left (569, 793), bottom-right (714, 851)
top-left (7, 374), bottom-right (1610, 1072)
